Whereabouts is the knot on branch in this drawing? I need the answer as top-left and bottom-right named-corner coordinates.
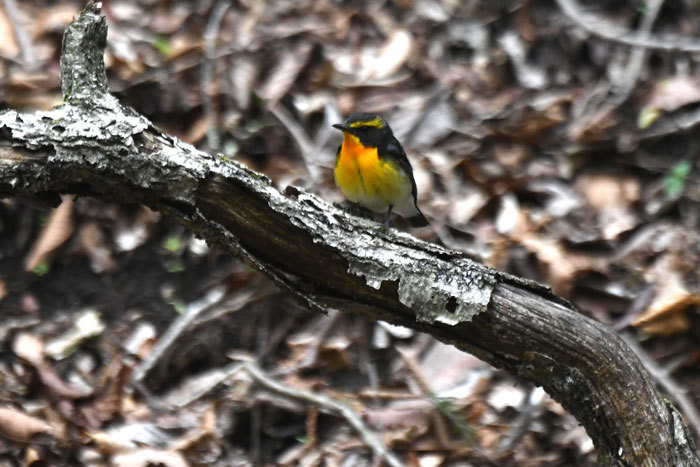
top-left (59, 1), bottom-right (109, 104)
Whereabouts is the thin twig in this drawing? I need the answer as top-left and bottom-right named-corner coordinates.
top-left (201, 0), bottom-right (230, 151)
top-left (131, 286), bottom-right (227, 385)
top-left (269, 104), bottom-right (323, 183)
top-left (132, 285), bottom-right (266, 392)
top-left (621, 333), bottom-right (700, 443)
top-left (611, 286), bottom-right (655, 331)
top-left (566, 0), bottom-right (664, 139)
top-left (496, 386), bottom-right (546, 453)
top-left (3, 0), bottom-right (35, 65)
top-left (397, 348), bottom-right (475, 447)
top-left (272, 310), bottom-right (342, 376)
top-left (611, 0), bottom-right (665, 104)
top-left (396, 348), bottom-right (499, 466)
top-left (554, 0), bottom-right (700, 53)
top-left (240, 361), bottom-right (405, 467)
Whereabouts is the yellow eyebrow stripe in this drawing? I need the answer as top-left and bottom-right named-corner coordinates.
top-left (349, 118), bottom-right (384, 128)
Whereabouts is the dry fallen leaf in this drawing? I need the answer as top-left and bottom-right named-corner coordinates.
top-left (418, 453), bottom-right (446, 467)
top-left (77, 222), bottom-right (115, 273)
top-left (568, 105), bottom-right (618, 143)
top-left (12, 332), bottom-right (44, 366)
top-left (112, 448), bottom-right (188, 467)
top-left (36, 364), bottom-right (93, 399)
top-left (24, 446), bottom-right (42, 465)
top-left (498, 31), bottom-right (546, 90)
top-left (420, 341), bottom-right (487, 398)
top-left (638, 76), bottom-right (700, 129)
top-left (12, 333), bottom-right (90, 399)
top-left (24, 195), bottom-right (74, 272)
top-left (258, 42), bottom-right (313, 105)
top-left (171, 405), bottom-right (218, 451)
top-left (372, 29), bottom-right (413, 80)
top-left (0, 406), bottom-right (54, 442)
top-left (576, 173), bottom-right (640, 241)
top-left (511, 211), bottom-right (605, 294)
top-left (231, 55), bottom-right (257, 110)
top-left (45, 309), bottom-right (106, 360)
top-left (320, 335), bottom-right (352, 372)
top-left (487, 383), bottom-right (526, 411)
top-left (363, 400), bottom-right (433, 433)
top-left (632, 254), bottom-right (700, 335)
top-left (32, 4), bottom-right (78, 38)
top-left (0, 6), bottom-right (20, 57)
top-left (646, 76), bottom-right (700, 113)
top-left (90, 423), bottom-right (175, 454)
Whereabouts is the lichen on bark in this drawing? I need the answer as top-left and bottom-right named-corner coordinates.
top-left (59, 1), bottom-right (109, 103)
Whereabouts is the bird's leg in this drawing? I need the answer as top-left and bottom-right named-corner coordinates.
top-left (382, 205), bottom-right (393, 229)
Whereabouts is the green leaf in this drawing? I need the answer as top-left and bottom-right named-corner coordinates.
top-left (638, 107), bottom-right (661, 129)
top-left (163, 235), bottom-right (183, 253)
top-left (664, 160), bottom-right (691, 198)
top-left (167, 259), bottom-right (185, 273)
top-left (153, 36), bottom-right (172, 57)
top-left (33, 260), bottom-right (50, 276)
top-left (169, 299), bottom-right (186, 314)
top-left (431, 395), bottom-right (476, 445)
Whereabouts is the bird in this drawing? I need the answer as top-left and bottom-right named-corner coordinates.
top-left (332, 112), bottom-right (428, 227)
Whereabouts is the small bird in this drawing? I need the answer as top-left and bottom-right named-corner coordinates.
top-left (332, 113), bottom-right (427, 227)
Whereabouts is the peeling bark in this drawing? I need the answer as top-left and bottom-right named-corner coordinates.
top-left (0, 2), bottom-right (698, 465)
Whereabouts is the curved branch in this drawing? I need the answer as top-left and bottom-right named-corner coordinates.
top-left (0, 2), bottom-right (698, 465)
top-left (555, 0), bottom-right (700, 53)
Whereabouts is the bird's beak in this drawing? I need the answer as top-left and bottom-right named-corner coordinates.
top-left (332, 123), bottom-right (349, 132)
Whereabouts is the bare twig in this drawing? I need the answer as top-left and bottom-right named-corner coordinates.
top-left (132, 285), bottom-right (269, 392)
top-left (2, 0), bottom-right (35, 65)
top-left (193, 289), bottom-right (275, 326)
top-left (621, 333), bottom-right (700, 443)
top-left (201, 0), bottom-right (230, 151)
top-left (272, 310), bottom-right (342, 376)
top-left (498, 31), bottom-right (547, 90)
top-left (567, 0), bottom-right (664, 141)
top-left (496, 386), bottom-right (546, 453)
top-left (240, 361), bottom-right (405, 467)
top-left (611, 0), bottom-right (665, 103)
top-left (396, 348), bottom-right (501, 466)
top-left (611, 285), bottom-right (655, 332)
top-left (131, 286), bottom-right (227, 386)
top-left (397, 349), bottom-right (478, 448)
top-left (269, 104), bottom-right (324, 183)
top-left (554, 0), bottom-right (700, 53)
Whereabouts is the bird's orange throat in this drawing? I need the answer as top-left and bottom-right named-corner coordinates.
top-left (339, 133), bottom-right (369, 159)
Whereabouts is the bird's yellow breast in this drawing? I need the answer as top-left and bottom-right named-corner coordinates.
top-left (334, 133), bottom-right (410, 213)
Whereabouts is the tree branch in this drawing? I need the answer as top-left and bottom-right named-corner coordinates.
top-left (555, 0), bottom-right (700, 53)
top-left (0, 2), bottom-right (698, 465)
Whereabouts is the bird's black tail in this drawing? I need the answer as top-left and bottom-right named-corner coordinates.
top-left (408, 209), bottom-right (430, 228)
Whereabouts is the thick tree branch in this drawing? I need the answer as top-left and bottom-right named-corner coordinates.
top-left (0, 3), bottom-right (698, 465)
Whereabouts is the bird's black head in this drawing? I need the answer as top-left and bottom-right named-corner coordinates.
top-left (332, 112), bottom-right (392, 147)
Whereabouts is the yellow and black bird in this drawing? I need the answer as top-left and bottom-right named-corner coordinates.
top-left (332, 113), bottom-right (427, 227)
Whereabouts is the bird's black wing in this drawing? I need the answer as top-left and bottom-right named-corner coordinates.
top-left (381, 137), bottom-right (428, 226)
top-left (383, 137), bottom-right (419, 207)
top-left (334, 144), bottom-right (341, 167)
